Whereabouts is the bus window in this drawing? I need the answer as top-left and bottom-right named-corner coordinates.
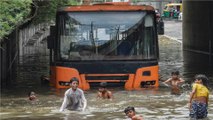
top-left (143, 15), bottom-right (156, 59)
top-left (58, 11), bottom-right (157, 61)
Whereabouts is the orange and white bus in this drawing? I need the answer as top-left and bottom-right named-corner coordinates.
top-left (47, 2), bottom-right (159, 90)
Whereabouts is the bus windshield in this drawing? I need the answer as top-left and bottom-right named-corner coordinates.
top-left (58, 11), bottom-right (157, 61)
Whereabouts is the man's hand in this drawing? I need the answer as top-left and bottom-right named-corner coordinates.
top-left (188, 102), bottom-right (192, 110)
top-left (59, 109), bottom-right (64, 112)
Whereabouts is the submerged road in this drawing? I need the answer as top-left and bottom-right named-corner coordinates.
top-left (164, 20), bottom-right (182, 42)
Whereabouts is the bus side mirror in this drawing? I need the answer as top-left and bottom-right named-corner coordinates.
top-left (47, 26), bottom-right (55, 49)
top-left (157, 19), bottom-right (164, 35)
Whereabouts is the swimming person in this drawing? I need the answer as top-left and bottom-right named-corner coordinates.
top-left (163, 71), bottom-right (185, 95)
top-left (97, 82), bottom-right (113, 100)
top-left (189, 74), bottom-right (209, 119)
top-left (124, 106), bottom-right (143, 120)
top-left (28, 91), bottom-right (37, 101)
top-left (60, 77), bottom-right (87, 112)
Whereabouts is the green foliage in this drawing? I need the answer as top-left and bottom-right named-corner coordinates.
top-left (32, 0), bottom-right (82, 24)
top-left (67, 0), bottom-right (82, 5)
top-left (0, 0), bottom-right (81, 40)
top-left (0, 0), bottom-right (32, 40)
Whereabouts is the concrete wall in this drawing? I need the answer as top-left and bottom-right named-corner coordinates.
top-left (0, 22), bottom-right (49, 88)
top-left (183, 1), bottom-right (213, 58)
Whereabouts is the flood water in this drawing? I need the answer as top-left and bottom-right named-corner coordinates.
top-left (1, 36), bottom-right (213, 120)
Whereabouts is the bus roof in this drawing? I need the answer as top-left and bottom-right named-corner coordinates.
top-left (58, 3), bottom-right (155, 12)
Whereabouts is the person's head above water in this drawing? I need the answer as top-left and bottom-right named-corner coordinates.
top-left (70, 77), bottom-right (79, 83)
top-left (28, 91), bottom-right (36, 101)
top-left (70, 77), bottom-right (79, 90)
top-left (171, 71), bottom-right (179, 76)
top-left (171, 71), bottom-right (179, 79)
top-left (98, 82), bottom-right (108, 92)
top-left (124, 106), bottom-right (136, 118)
top-left (194, 74), bottom-right (209, 87)
top-left (100, 82), bottom-right (107, 88)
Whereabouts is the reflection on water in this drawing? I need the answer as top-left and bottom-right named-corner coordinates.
top-left (1, 36), bottom-right (213, 120)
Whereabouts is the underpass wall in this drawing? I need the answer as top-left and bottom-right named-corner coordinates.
top-left (183, 1), bottom-right (213, 64)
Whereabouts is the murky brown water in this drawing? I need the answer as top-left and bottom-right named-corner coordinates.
top-left (1, 36), bottom-right (213, 120)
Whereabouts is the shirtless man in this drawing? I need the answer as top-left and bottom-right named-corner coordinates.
top-left (163, 71), bottom-right (185, 95)
top-left (60, 77), bottom-right (87, 112)
top-left (97, 82), bottom-right (113, 100)
top-left (124, 106), bottom-right (143, 120)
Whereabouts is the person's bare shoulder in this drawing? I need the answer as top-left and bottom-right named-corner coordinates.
top-left (179, 78), bottom-right (185, 81)
top-left (97, 91), bottom-right (102, 97)
top-left (107, 91), bottom-right (113, 98)
top-left (132, 115), bottom-right (143, 120)
top-left (107, 90), bottom-right (112, 94)
top-left (177, 78), bottom-right (185, 83)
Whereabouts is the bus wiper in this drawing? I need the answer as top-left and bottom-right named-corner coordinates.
top-left (89, 21), bottom-right (99, 54)
top-left (116, 25), bottom-right (120, 40)
top-left (90, 21), bottom-right (96, 47)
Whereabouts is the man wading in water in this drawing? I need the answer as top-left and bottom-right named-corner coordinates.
top-left (97, 82), bottom-right (113, 100)
top-left (163, 71), bottom-right (185, 95)
top-left (60, 77), bottom-right (87, 112)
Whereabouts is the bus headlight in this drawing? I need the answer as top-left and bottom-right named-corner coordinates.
top-left (141, 80), bottom-right (156, 87)
top-left (59, 81), bottom-right (70, 86)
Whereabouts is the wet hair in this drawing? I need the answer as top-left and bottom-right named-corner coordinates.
top-left (28, 91), bottom-right (35, 97)
top-left (100, 82), bottom-right (107, 88)
top-left (194, 74), bottom-right (209, 88)
top-left (70, 77), bottom-right (79, 83)
top-left (171, 71), bottom-right (179, 75)
top-left (124, 106), bottom-right (135, 114)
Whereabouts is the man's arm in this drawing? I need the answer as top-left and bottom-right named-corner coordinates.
top-left (97, 92), bottom-right (102, 98)
top-left (81, 91), bottom-right (87, 111)
top-left (163, 78), bottom-right (172, 84)
top-left (132, 115), bottom-right (143, 120)
top-left (163, 78), bottom-right (172, 87)
top-left (178, 78), bottom-right (185, 84)
top-left (189, 84), bottom-right (196, 109)
top-left (60, 92), bottom-right (69, 112)
top-left (206, 93), bottom-right (209, 107)
top-left (189, 90), bottom-right (196, 103)
top-left (107, 91), bottom-right (113, 100)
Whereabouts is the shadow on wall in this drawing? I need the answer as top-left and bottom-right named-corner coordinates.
top-left (183, 50), bottom-right (213, 67)
top-left (183, 50), bottom-right (213, 85)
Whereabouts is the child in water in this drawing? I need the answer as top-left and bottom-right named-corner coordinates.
top-left (163, 71), bottom-right (185, 95)
top-left (189, 74), bottom-right (209, 119)
top-left (124, 106), bottom-right (143, 120)
top-left (28, 91), bottom-right (37, 101)
top-left (60, 77), bottom-right (87, 112)
top-left (97, 82), bottom-right (113, 100)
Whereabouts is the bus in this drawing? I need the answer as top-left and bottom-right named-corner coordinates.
top-left (47, 2), bottom-right (159, 90)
